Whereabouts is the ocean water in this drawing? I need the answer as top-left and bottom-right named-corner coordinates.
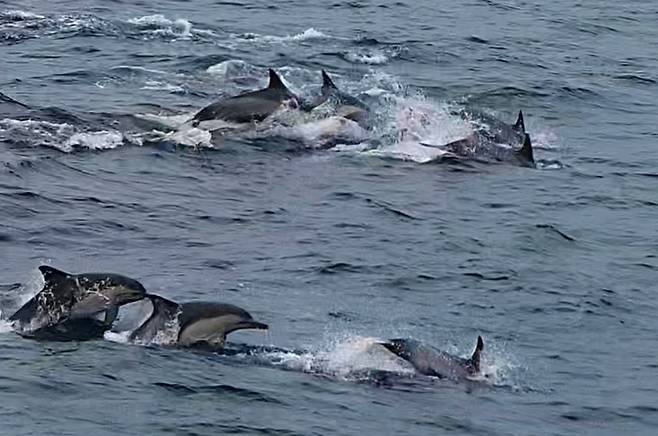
top-left (1, 0), bottom-right (657, 435)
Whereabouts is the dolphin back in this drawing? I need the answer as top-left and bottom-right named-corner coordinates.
top-left (129, 294), bottom-right (181, 343)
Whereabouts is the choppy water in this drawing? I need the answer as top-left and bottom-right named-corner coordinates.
top-left (1, 0), bottom-right (657, 434)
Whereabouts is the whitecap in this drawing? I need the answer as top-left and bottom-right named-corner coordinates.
top-left (239, 27), bottom-right (330, 43)
top-left (344, 50), bottom-right (390, 65)
top-left (64, 131), bottom-right (124, 152)
top-left (127, 14), bottom-right (193, 39)
top-left (0, 10), bottom-right (45, 20)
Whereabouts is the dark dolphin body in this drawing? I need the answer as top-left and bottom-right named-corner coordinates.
top-left (304, 71), bottom-right (370, 127)
top-left (129, 294), bottom-right (268, 348)
top-left (380, 336), bottom-right (484, 380)
top-left (191, 69), bottom-right (299, 126)
top-left (9, 266), bottom-right (146, 340)
top-left (423, 111), bottom-right (534, 166)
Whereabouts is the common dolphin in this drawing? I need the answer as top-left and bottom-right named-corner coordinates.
top-left (191, 69), bottom-right (299, 126)
top-left (128, 294), bottom-right (268, 348)
top-left (379, 336), bottom-right (484, 380)
top-left (9, 265), bottom-right (146, 339)
top-left (422, 111), bottom-right (534, 166)
top-left (304, 70), bottom-right (370, 127)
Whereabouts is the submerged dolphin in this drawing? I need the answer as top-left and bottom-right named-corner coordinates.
top-left (9, 266), bottom-right (146, 340)
top-left (379, 336), bottom-right (484, 380)
top-left (422, 111), bottom-right (534, 166)
top-left (191, 69), bottom-right (299, 126)
top-left (304, 70), bottom-right (370, 126)
top-left (128, 294), bottom-right (268, 348)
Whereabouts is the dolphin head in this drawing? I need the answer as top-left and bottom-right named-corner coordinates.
top-left (379, 338), bottom-right (417, 361)
top-left (76, 272), bottom-right (147, 305)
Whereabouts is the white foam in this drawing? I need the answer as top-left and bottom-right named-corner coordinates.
top-left (0, 118), bottom-right (128, 153)
top-left (240, 28), bottom-right (329, 43)
top-left (344, 50), bottom-right (390, 65)
top-left (206, 59), bottom-right (256, 78)
top-left (141, 81), bottom-right (185, 93)
top-left (269, 116), bottom-right (370, 149)
top-left (363, 96), bottom-right (472, 163)
top-left (64, 131), bottom-right (124, 152)
top-left (162, 126), bottom-right (213, 148)
top-left (127, 15), bottom-right (193, 39)
top-left (262, 334), bottom-right (412, 380)
top-left (0, 320), bottom-right (14, 334)
top-left (1, 10), bottom-right (45, 20)
top-left (103, 330), bottom-right (131, 344)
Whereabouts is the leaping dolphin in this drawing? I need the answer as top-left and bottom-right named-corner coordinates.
top-left (422, 111), bottom-right (534, 166)
top-left (191, 69), bottom-right (299, 126)
top-left (379, 336), bottom-right (484, 380)
top-left (304, 70), bottom-right (370, 127)
top-left (128, 294), bottom-right (268, 348)
top-left (9, 266), bottom-right (147, 340)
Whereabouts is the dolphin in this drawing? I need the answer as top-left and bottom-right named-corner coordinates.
top-left (379, 336), bottom-right (484, 380)
top-left (9, 265), bottom-right (146, 339)
top-left (128, 294), bottom-right (268, 348)
top-left (191, 69), bottom-right (299, 126)
top-left (422, 111), bottom-right (534, 166)
top-left (304, 70), bottom-right (370, 127)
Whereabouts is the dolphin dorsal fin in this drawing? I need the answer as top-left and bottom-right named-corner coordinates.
top-left (469, 335), bottom-right (484, 373)
top-left (513, 110), bottom-right (525, 133)
top-left (267, 69), bottom-right (288, 90)
top-left (321, 70), bottom-right (338, 93)
top-left (38, 265), bottom-right (71, 282)
top-left (518, 133), bottom-right (534, 164)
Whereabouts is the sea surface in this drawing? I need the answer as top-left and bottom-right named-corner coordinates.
top-left (1, 0), bottom-right (657, 435)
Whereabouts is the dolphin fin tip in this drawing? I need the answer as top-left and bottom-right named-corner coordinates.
top-left (321, 70), bottom-right (337, 90)
top-left (267, 69), bottom-right (285, 90)
top-left (469, 335), bottom-right (484, 373)
top-left (38, 265), bottom-right (69, 281)
top-left (514, 110), bottom-right (525, 133)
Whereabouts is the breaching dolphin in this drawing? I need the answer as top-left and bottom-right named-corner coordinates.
top-left (304, 70), bottom-right (370, 127)
top-left (422, 111), bottom-right (534, 166)
top-left (128, 294), bottom-right (268, 348)
top-left (9, 265), bottom-right (147, 340)
top-left (191, 69), bottom-right (299, 126)
top-left (379, 336), bottom-right (484, 380)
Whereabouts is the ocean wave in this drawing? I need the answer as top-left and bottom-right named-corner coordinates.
top-left (343, 50), bottom-right (391, 65)
top-left (0, 119), bottom-right (129, 152)
top-left (0, 10), bottom-right (45, 21)
top-left (238, 27), bottom-right (330, 43)
top-left (363, 96), bottom-right (472, 163)
top-left (126, 14), bottom-right (193, 39)
top-left (0, 11), bottom-right (199, 43)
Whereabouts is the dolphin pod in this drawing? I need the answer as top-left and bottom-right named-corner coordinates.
top-left (185, 67), bottom-right (535, 166)
top-left (4, 265), bottom-right (487, 383)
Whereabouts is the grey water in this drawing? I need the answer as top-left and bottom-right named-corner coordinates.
top-left (1, 0), bottom-right (657, 435)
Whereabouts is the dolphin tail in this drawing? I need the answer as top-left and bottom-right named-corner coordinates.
top-left (513, 110), bottom-right (525, 133)
top-left (468, 335), bottom-right (484, 374)
top-left (517, 133), bottom-right (534, 164)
